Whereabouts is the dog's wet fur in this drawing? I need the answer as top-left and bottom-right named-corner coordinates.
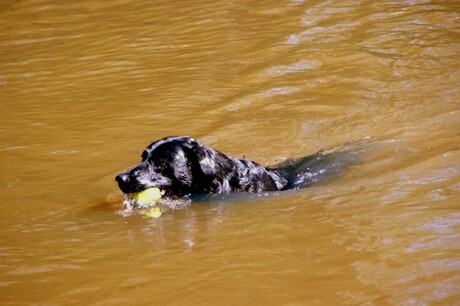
top-left (116, 135), bottom-right (362, 199)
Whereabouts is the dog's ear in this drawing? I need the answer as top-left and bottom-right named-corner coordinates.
top-left (193, 143), bottom-right (234, 177)
top-left (179, 140), bottom-right (236, 194)
top-left (196, 148), bottom-right (217, 176)
top-left (170, 147), bottom-right (193, 185)
top-left (180, 142), bottom-right (221, 179)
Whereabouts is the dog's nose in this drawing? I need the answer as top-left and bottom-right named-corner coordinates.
top-left (115, 173), bottom-right (129, 184)
top-left (115, 173), bottom-right (132, 193)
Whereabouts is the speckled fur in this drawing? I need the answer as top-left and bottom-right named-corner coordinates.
top-left (116, 136), bottom-right (288, 197)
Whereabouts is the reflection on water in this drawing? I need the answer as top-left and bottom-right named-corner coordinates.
top-left (0, 0), bottom-right (459, 305)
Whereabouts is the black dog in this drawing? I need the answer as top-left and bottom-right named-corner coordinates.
top-left (116, 135), bottom-right (358, 198)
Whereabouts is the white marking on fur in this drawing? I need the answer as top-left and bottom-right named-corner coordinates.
top-left (139, 178), bottom-right (153, 186)
top-left (221, 179), bottom-right (230, 192)
top-left (199, 156), bottom-right (215, 170)
top-left (175, 148), bottom-right (186, 160)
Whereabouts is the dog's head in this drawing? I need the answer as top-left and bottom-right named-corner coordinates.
top-left (115, 136), bottom-right (234, 197)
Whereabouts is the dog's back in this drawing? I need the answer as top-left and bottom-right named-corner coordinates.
top-left (274, 145), bottom-right (364, 190)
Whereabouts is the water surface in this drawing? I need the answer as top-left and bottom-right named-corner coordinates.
top-left (0, 0), bottom-right (459, 305)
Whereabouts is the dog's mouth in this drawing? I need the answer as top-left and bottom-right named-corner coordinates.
top-left (120, 187), bottom-right (164, 218)
top-left (124, 187), bottom-right (165, 208)
top-left (120, 186), bottom-right (191, 218)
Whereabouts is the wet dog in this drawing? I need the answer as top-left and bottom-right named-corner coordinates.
top-left (115, 135), bottom-right (358, 199)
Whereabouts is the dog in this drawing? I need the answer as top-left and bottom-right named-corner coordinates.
top-left (115, 135), bottom-right (358, 199)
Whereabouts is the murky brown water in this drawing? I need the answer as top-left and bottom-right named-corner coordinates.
top-left (1, 0), bottom-right (459, 305)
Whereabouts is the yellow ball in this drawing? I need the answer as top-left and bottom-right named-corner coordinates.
top-left (130, 187), bottom-right (163, 206)
top-left (143, 207), bottom-right (162, 218)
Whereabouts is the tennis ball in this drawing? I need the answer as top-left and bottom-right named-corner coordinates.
top-left (143, 207), bottom-right (162, 218)
top-left (130, 187), bottom-right (163, 206)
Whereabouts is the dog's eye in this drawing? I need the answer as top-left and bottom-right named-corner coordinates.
top-left (141, 151), bottom-right (148, 161)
